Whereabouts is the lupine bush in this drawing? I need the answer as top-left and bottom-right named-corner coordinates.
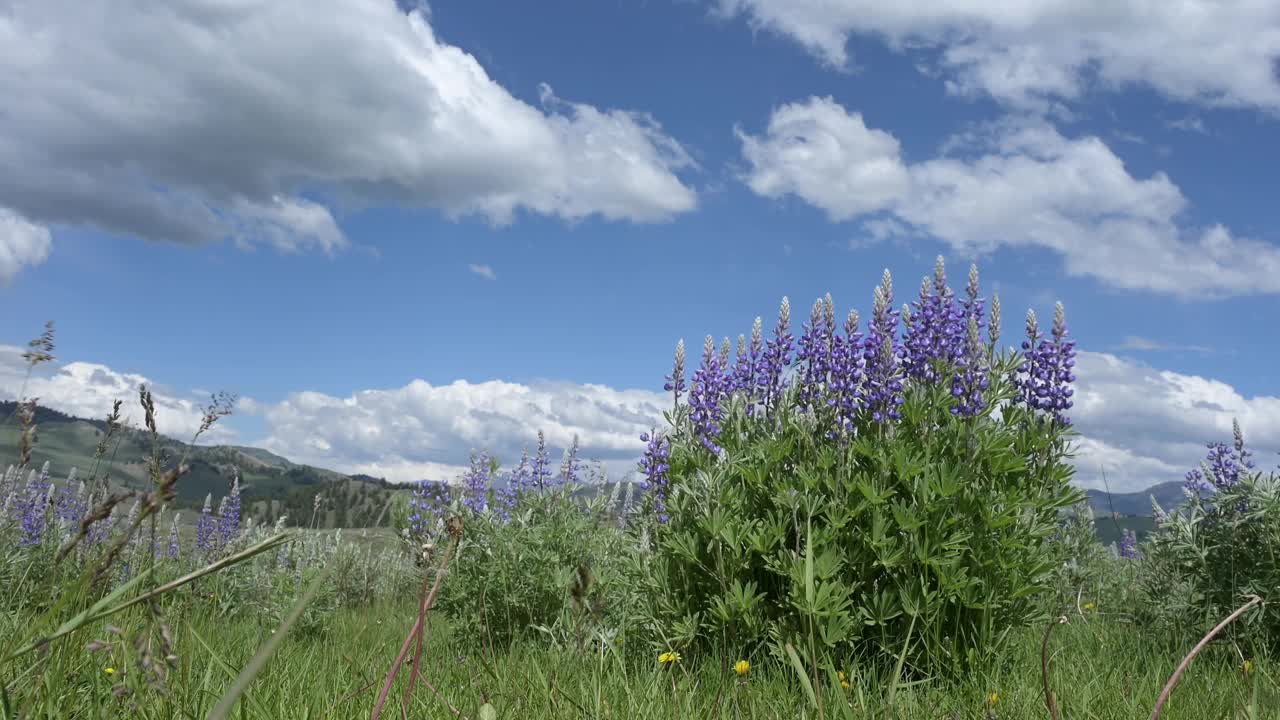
top-left (636, 258), bottom-right (1083, 673)
top-left (401, 446), bottom-right (642, 647)
top-left (1141, 421), bottom-right (1280, 650)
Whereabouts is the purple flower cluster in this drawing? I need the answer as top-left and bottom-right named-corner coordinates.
top-left (1014, 303), bottom-right (1077, 425)
top-left (1183, 419), bottom-right (1256, 499)
top-left (530, 431), bottom-right (553, 494)
top-left (53, 471), bottom-right (86, 527)
top-left (834, 310), bottom-right (865, 430)
top-left (14, 465), bottom-right (52, 547)
top-left (166, 513), bottom-right (181, 559)
top-left (861, 271), bottom-right (904, 424)
top-left (216, 476), bottom-right (241, 552)
top-left (409, 479), bottom-right (449, 535)
top-left (903, 258), bottom-right (964, 384)
top-left (462, 452), bottom-right (492, 514)
top-left (560, 435), bottom-right (582, 487)
top-left (688, 335), bottom-right (730, 453)
top-left (638, 429), bottom-right (671, 523)
top-left (1119, 528), bottom-right (1141, 560)
top-left (730, 317), bottom-right (765, 411)
top-left (756, 298), bottom-right (793, 416)
top-left (195, 493), bottom-right (216, 555)
top-left (950, 314), bottom-right (990, 418)
top-left (797, 296), bottom-right (836, 412)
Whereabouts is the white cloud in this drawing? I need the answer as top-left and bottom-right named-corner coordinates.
top-left (255, 379), bottom-right (668, 483)
top-left (737, 100), bottom-right (909, 220)
top-left (715, 0), bottom-right (1280, 112)
top-left (1071, 351), bottom-right (1280, 491)
top-left (0, 1), bottom-right (696, 255)
top-left (0, 208), bottom-right (52, 283)
top-left (0, 345), bottom-right (238, 444)
top-left (737, 97), bottom-right (1280, 298)
top-left (468, 263), bottom-right (497, 280)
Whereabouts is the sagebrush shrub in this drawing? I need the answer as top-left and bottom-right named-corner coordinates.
top-left (637, 259), bottom-right (1082, 673)
top-left (1142, 423), bottom-right (1280, 650)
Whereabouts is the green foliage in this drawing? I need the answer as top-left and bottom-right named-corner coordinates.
top-left (1141, 471), bottom-right (1280, 651)
top-left (643, 350), bottom-right (1082, 673)
top-left (437, 489), bottom-right (641, 648)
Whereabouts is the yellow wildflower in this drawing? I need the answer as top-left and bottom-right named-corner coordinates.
top-left (1244, 659), bottom-right (1255, 675)
top-left (987, 691), bottom-right (1000, 707)
top-left (838, 670), bottom-right (850, 690)
top-left (104, 667), bottom-right (116, 675)
top-left (1083, 602), bottom-right (1096, 611)
top-left (658, 651), bottom-right (681, 666)
top-left (734, 660), bottom-right (750, 677)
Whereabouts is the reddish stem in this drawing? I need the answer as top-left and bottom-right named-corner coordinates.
top-left (1150, 594), bottom-right (1262, 720)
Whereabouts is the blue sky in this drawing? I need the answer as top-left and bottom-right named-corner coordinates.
top-left (1, 0), bottom-right (1278, 491)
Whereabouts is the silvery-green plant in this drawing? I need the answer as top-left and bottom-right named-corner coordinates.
top-left (1141, 422), bottom-right (1280, 650)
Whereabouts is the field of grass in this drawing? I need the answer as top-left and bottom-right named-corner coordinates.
top-left (2, 594), bottom-right (1274, 719)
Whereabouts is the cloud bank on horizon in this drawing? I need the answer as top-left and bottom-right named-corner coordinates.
top-left (2, 343), bottom-right (1276, 493)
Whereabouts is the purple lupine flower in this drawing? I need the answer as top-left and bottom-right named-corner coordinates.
top-left (826, 309), bottom-right (864, 435)
top-left (166, 513), bottom-right (181, 559)
top-left (461, 451), bottom-right (491, 514)
top-left (509, 448), bottom-right (532, 494)
top-left (16, 465), bottom-right (51, 546)
top-left (1014, 304), bottom-right (1077, 426)
top-left (85, 490), bottom-right (113, 548)
top-left (216, 476), bottom-right (241, 552)
top-left (757, 297), bottom-right (793, 416)
top-left (797, 296), bottom-right (836, 412)
top-left (54, 474), bottom-right (87, 527)
top-left (1119, 528), bottom-right (1141, 560)
top-left (409, 479), bottom-right (449, 535)
top-left (1183, 467), bottom-right (1213, 498)
top-left (950, 314), bottom-right (990, 418)
top-left (663, 339), bottom-right (687, 408)
top-left (861, 271), bottom-right (904, 424)
top-left (638, 429), bottom-right (671, 523)
top-left (689, 335), bottom-right (728, 453)
top-left (531, 431), bottom-right (553, 494)
top-left (559, 435), bottom-right (582, 488)
top-left (903, 258), bottom-right (964, 385)
top-left (730, 317), bottom-right (765, 410)
top-left (195, 493), bottom-right (216, 555)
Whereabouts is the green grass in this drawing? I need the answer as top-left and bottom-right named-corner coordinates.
top-left (3, 598), bottom-right (1276, 719)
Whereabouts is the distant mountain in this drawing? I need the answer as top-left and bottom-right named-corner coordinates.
top-left (1086, 481), bottom-right (1185, 517)
top-left (0, 400), bottom-right (406, 528)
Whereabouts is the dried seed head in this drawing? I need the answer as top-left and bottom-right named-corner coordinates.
top-left (21, 321), bottom-right (55, 367)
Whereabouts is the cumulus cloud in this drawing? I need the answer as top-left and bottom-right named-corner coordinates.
top-left (737, 97), bottom-right (1280, 298)
top-left (0, 345), bottom-right (239, 444)
top-left (0, 0), bottom-right (696, 255)
top-left (1071, 351), bottom-right (1280, 491)
top-left (0, 208), bottom-right (53, 283)
top-left (715, 0), bottom-right (1280, 112)
top-left (468, 263), bottom-right (497, 280)
top-left (254, 379), bottom-right (668, 483)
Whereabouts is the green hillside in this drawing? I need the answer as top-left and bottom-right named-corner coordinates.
top-left (0, 401), bottom-right (407, 529)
